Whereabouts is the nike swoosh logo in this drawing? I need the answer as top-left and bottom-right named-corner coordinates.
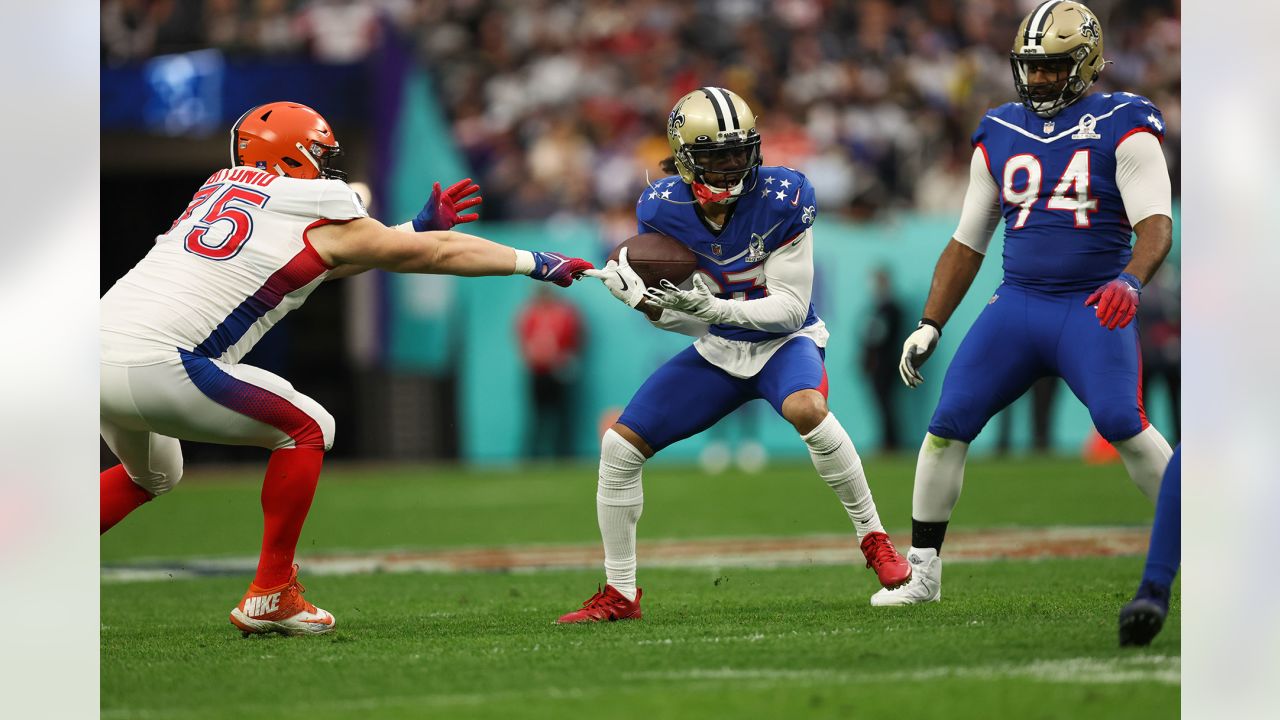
top-left (617, 273), bottom-right (629, 291)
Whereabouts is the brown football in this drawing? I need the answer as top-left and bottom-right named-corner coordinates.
top-left (607, 232), bottom-right (698, 288)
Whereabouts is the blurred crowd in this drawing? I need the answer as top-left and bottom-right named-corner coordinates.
top-left (103, 0), bottom-right (1181, 232)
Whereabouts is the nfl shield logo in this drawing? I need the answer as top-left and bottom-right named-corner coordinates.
top-left (1043, 121), bottom-right (1055, 134)
top-left (710, 243), bottom-right (722, 256)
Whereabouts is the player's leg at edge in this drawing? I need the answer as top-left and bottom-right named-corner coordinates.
top-left (557, 423), bottom-right (647, 624)
top-left (784, 388), bottom-right (910, 589)
top-left (870, 433), bottom-right (964, 606)
top-left (1119, 444), bottom-right (1180, 647)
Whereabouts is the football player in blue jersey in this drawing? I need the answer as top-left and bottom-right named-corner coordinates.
top-left (872, 1), bottom-right (1176, 606)
top-left (558, 87), bottom-right (909, 623)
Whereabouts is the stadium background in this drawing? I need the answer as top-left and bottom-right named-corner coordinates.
top-left (100, 0), bottom-right (1181, 465)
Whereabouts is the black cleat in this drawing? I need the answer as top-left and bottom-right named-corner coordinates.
top-left (1118, 581), bottom-right (1170, 647)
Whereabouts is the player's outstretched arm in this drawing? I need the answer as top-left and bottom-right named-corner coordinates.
top-left (308, 218), bottom-right (591, 284)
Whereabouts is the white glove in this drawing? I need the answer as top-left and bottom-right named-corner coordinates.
top-left (644, 275), bottom-right (721, 321)
top-left (899, 322), bottom-right (941, 388)
top-left (582, 246), bottom-right (646, 308)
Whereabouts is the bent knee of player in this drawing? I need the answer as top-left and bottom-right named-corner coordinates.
top-left (273, 406), bottom-right (335, 451)
top-left (928, 394), bottom-right (984, 444)
top-left (782, 389), bottom-right (829, 435)
top-left (1090, 403), bottom-right (1143, 442)
top-left (136, 454), bottom-right (184, 497)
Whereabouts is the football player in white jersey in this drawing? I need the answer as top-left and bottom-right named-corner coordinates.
top-left (100, 101), bottom-right (592, 636)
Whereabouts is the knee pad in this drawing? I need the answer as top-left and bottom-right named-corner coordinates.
top-left (1090, 402), bottom-right (1144, 442)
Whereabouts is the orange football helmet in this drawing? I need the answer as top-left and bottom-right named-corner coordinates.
top-left (229, 101), bottom-right (345, 180)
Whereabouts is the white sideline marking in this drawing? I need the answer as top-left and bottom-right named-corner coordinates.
top-left (628, 655), bottom-right (1181, 686)
top-left (101, 526), bottom-right (1148, 584)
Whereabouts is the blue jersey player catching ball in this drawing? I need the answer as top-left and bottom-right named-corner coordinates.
top-left (559, 87), bottom-right (910, 623)
top-left (872, 1), bottom-right (1176, 606)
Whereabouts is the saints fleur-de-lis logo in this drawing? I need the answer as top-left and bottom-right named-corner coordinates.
top-left (1078, 17), bottom-right (1100, 41)
top-left (801, 205), bottom-right (816, 226)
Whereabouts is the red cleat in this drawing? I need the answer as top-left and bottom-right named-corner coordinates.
top-left (860, 531), bottom-right (912, 589)
top-left (556, 584), bottom-right (643, 624)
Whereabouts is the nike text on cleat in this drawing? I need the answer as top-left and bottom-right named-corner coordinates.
top-left (556, 584), bottom-right (642, 624)
top-left (870, 546), bottom-right (941, 606)
top-left (859, 531), bottom-right (912, 589)
top-left (229, 564), bottom-right (335, 636)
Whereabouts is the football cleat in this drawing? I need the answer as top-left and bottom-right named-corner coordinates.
top-left (870, 546), bottom-right (942, 606)
top-left (229, 564), bottom-right (335, 636)
top-left (556, 584), bottom-right (642, 624)
top-left (1118, 580), bottom-right (1171, 647)
top-left (860, 531), bottom-right (912, 589)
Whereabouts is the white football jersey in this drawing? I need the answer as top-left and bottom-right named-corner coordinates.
top-left (101, 166), bottom-right (368, 366)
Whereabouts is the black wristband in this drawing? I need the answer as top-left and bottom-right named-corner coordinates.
top-left (918, 318), bottom-right (942, 336)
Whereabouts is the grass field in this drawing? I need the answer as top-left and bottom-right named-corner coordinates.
top-left (101, 455), bottom-right (1179, 719)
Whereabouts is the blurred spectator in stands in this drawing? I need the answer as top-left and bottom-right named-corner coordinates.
top-left (860, 268), bottom-right (905, 452)
top-left (516, 286), bottom-right (585, 458)
top-left (1140, 264), bottom-right (1180, 443)
top-left (104, 0), bottom-right (1181, 222)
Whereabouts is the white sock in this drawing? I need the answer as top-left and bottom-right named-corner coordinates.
top-left (912, 434), bottom-right (969, 522)
top-left (802, 413), bottom-right (884, 539)
top-left (1112, 424), bottom-right (1172, 503)
top-left (596, 429), bottom-right (645, 601)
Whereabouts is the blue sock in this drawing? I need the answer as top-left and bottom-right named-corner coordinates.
top-left (1140, 444), bottom-right (1181, 591)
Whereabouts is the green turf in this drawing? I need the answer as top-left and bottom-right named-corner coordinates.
top-left (101, 560), bottom-right (1179, 720)
top-left (102, 456), bottom-right (1153, 563)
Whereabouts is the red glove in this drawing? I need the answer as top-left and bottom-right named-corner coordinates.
top-left (529, 251), bottom-right (594, 287)
top-left (1084, 272), bottom-right (1142, 330)
top-left (412, 178), bottom-right (483, 231)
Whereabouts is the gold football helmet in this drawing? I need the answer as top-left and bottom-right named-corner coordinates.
top-left (1010, 1), bottom-right (1106, 117)
top-left (666, 87), bottom-right (762, 205)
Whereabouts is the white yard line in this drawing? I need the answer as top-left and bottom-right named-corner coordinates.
top-left (101, 525), bottom-right (1149, 584)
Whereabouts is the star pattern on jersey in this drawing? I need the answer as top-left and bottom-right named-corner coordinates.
top-left (779, 179), bottom-right (792, 189)
top-left (774, 190), bottom-right (786, 200)
top-left (666, 181), bottom-right (676, 188)
top-left (648, 192), bottom-right (659, 200)
top-left (1147, 114), bottom-right (1163, 131)
top-left (761, 188), bottom-right (771, 198)
top-left (764, 176), bottom-right (775, 185)
top-left (660, 189), bottom-right (672, 199)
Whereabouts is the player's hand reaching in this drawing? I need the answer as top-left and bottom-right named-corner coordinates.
top-left (411, 178), bottom-right (483, 232)
top-left (644, 275), bottom-right (720, 320)
top-left (899, 321), bottom-right (941, 388)
top-left (583, 246), bottom-right (646, 307)
top-left (528, 251), bottom-right (593, 287)
top-left (1085, 272), bottom-right (1141, 330)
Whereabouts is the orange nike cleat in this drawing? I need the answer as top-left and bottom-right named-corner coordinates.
top-left (229, 564), bottom-right (335, 636)
top-left (860, 531), bottom-right (912, 589)
top-left (556, 584), bottom-right (643, 624)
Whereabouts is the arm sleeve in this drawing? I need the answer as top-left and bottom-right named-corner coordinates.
top-left (951, 147), bottom-right (1002, 254)
top-left (649, 308), bottom-right (710, 337)
top-left (1115, 131), bottom-right (1172, 226)
top-left (708, 228), bottom-right (813, 333)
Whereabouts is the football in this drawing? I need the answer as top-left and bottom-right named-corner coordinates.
top-left (607, 232), bottom-right (698, 288)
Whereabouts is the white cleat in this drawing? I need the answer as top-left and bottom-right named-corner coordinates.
top-left (870, 546), bottom-right (942, 606)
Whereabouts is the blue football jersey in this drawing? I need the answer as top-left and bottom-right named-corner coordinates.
top-left (635, 166), bottom-right (820, 343)
top-left (975, 92), bottom-right (1166, 293)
